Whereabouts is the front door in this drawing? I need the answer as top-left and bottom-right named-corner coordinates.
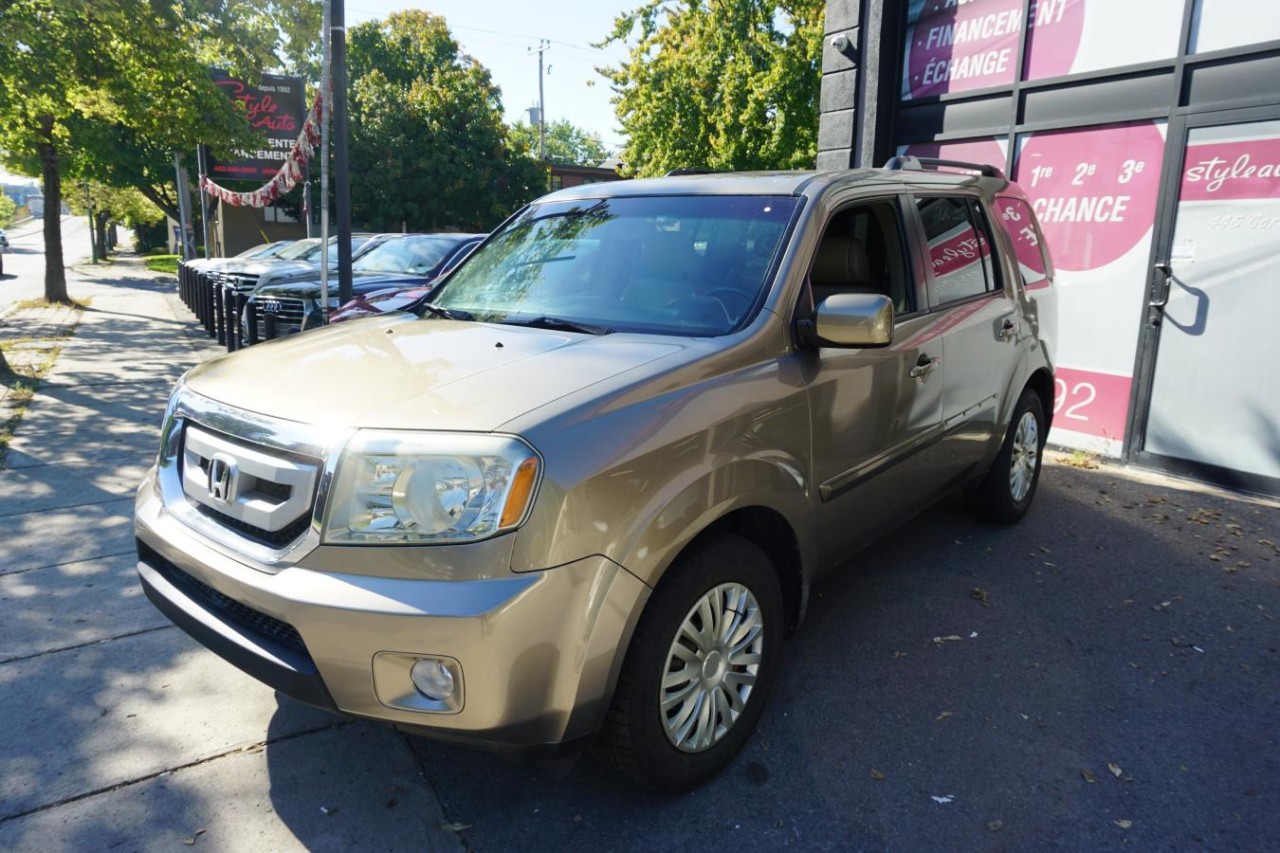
top-left (1130, 108), bottom-right (1280, 494)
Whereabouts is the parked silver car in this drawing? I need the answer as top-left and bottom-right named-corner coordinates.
top-left (136, 159), bottom-right (1056, 791)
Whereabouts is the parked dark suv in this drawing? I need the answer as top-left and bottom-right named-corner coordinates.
top-left (137, 158), bottom-right (1056, 791)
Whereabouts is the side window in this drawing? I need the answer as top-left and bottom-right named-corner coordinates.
top-left (993, 196), bottom-right (1051, 289)
top-left (808, 200), bottom-right (914, 317)
top-left (915, 196), bottom-right (999, 306)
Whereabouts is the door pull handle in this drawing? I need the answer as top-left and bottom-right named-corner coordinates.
top-left (910, 356), bottom-right (940, 379)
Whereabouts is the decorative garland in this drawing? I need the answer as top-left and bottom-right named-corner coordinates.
top-left (199, 88), bottom-right (326, 208)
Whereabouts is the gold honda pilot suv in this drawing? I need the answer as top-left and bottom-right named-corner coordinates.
top-left (136, 159), bottom-right (1056, 791)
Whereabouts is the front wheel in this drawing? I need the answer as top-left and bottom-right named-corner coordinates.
top-left (596, 532), bottom-right (783, 791)
top-left (964, 387), bottom-right (1046, 524)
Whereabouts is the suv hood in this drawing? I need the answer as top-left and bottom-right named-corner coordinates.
top-left (183, 315), bottom-right (685, 432)
top-left (256, 271), bottom-right (425, 300)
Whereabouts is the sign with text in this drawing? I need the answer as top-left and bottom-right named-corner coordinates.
top-left (1014, 121), bottom-right (1167, 449)
top-left (207, 71), bottom-right (306, 181)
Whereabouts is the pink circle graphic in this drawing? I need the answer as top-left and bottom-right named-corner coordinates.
top-left (905, 0), bottom-right (1084, 99)
top-left (1023, 0), bottom-right (1086, 81)
top-left (1016, 122), bottom-right (1166, 272)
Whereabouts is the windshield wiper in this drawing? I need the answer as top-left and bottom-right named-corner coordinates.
top-left (417, 302), bottom-right (473, 321)
top-left (500, 315), bottom-right (613, 335)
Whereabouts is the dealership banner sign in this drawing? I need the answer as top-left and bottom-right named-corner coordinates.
top-left (207, 71), bottom-right (308, 180)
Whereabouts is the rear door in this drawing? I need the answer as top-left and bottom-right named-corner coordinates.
top-left (906, 193), bottom-right (1024, 474)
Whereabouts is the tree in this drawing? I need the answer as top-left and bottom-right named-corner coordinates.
top-left (509, 119), bottom-right (612, 167)
top-left (0, 193), bottom-right (15, 227)
top-left (599, 0), bottom-right (823, 177)
top-left (0, 1), bottom-right (319, 302)
top-left (347, 11), bottom-right (546, 233)
top-left (67, 182), bottom-right (165, 260)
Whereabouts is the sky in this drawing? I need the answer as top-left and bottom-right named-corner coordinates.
top-left (346, 0), bottom-right (641, 152)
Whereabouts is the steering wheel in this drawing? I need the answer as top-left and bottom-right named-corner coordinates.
top-left (703, 287), bottom-right (753, 319)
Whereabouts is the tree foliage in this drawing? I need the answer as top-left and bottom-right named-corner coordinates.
top-left (600, 0), bottom-right (824, 177)
top-left (509, 119), bottom-right (612, 167)
top-left (348, 11), bottom-right (545, 233)
top-left (0, 193), bottom-right (15, 227)
top-left (0, 0), bottom-right (319, 300)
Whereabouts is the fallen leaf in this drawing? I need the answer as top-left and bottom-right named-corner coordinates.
top-left (870, 768), bottom-right (885, 781)
top-left (1108, 762), bottom-right (1123, 778)
top-left (933, 635), bottom-right (963, 644)
top-left (893, 651), bottom-right (908, 658)
top-left (1114, 819), bottom-right (1133, 830)
top-left (775, 819), bottom-right (786, 828)
top-left (440, 823), bottom-right (472, 833)
top-left (970, 588), bottom-right (989, 605)
top-left (988, 819), bottom-right (1003, 831)
top-left (182, 829), bottom-right (206, 846)
top-left (936, 711), bottom-right (954, 722)
top-left (1081, 768), bottom-right (1096, 784)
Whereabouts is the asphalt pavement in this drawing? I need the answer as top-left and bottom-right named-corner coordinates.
top-left (0, 256), bottom-right (1276, 851)
top-left (1, 216), bottom-right (94, 313)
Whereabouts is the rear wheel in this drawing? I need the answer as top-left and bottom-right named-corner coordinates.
top-left (597, 532), bottom-right (783, 791)
top-left (964, 388), bottom-right (1045, 524)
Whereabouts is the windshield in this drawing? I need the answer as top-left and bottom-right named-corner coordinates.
top-left (354, 236), bottom-right (457, 275)
top-left (326, 234), bottom-right (373, 262)
top-left (277, 239), bottom-right (321, 260)
top-left (434, 195), bottom-right (797, 336)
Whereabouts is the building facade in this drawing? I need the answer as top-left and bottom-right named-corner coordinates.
top-left (820, 0), bottom-right (1280, 495)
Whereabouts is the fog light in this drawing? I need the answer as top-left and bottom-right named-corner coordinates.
top-left (410, 658), bottom-right (456, 701)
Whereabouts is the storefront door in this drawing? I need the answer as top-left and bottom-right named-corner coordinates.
top-left (1130, 108), bottom-right (1280, 495)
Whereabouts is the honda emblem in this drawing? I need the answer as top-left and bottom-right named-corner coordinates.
top-left (207, 454), bottom-right (238, 504)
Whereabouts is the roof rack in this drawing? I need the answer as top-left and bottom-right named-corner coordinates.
top-left (883, 155), bottom-right (1006, 181)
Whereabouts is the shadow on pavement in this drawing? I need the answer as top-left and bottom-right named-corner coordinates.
top-left (258, 464), bottom-right (1279, 850)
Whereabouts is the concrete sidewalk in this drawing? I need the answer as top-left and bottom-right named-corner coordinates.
top-left (0, 258), bottom-right (462, 851)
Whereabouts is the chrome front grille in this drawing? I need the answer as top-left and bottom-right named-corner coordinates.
top-left (181, 426), bottom-right (318, 540)
top-left (255, 296), bottom-right (306, 338)
top-left (157, 390), bottom-right (350, 570)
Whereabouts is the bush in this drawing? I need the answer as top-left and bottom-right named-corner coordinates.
top-left (144, 255), bottom-right (180, 275)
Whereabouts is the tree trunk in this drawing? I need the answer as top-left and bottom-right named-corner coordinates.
top-left (0, 346), bottom-right (11, 376)
top-left (94, 211), bottom-right (109, 260)
top-left (37, 116), bottom-right (69, 304)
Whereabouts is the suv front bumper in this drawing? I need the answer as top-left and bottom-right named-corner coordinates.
top-left (135, 470), bottom-right (650, 756)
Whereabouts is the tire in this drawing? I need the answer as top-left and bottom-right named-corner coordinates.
top-left (964, 387), bottom-right (1046, 524)
top-left (596, 532), bottom-right (784, 792)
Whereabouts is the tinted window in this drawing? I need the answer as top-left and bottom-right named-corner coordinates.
top-left (435, 196), bottom-right (797, 336)
top-left (916, 196), bottom-right (998, 305)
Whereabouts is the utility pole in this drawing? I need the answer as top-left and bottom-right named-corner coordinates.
top-left (530, 39), bottom-right (550, 160)
top-left (319, 0), bottom-right (331, 315)
top-left (332, 0), bottom-right (354, 307)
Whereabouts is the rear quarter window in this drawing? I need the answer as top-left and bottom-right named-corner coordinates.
top-left (993, 196), bottom-right (1052, 289)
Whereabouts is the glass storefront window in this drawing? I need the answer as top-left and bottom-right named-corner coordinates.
top-left (1023, 0), bottom-right (1183, 81)
top-left (1190, 0), bottom-right (1280, 53)
top-left (900, 0), bottom-right (1022, 100)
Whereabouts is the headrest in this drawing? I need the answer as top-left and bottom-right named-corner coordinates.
top-left (811, 234), bottom-right (870, 288)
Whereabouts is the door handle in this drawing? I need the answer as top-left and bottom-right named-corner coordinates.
top-left (1150, 261), bottom-right (1173, 309)
top-left (998, 318), bottom-right (1018, 341)
top-left (909, 355), bottom-right (940, 379)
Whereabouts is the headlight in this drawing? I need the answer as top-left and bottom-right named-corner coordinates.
top-left (322, 431), bottom-right (540, 544)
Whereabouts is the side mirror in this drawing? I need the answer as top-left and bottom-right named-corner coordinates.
top-left (809, 292), bottom-right (893, 348)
